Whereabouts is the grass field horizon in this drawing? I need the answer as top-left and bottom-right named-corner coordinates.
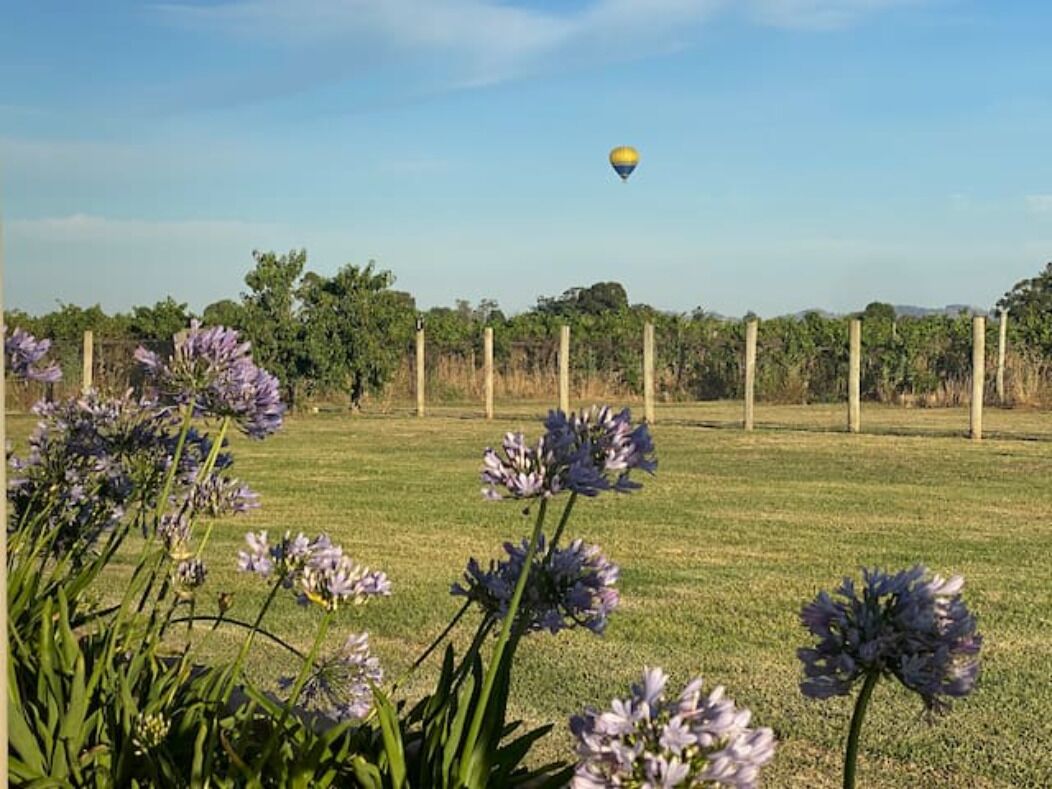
top-left (12, 401), bottom-right (1050, 786)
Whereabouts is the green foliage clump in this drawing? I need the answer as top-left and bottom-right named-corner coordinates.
top-left (9, 258), bottom-right (1052, 408)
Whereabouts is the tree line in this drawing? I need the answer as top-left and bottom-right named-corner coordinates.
top-left (7, 253), bottom-right (1052, 407)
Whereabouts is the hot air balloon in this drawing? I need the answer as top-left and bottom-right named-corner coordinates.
top-left (609, 146), bottom-right (639, 181)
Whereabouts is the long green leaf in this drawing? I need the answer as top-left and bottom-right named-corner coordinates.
top-left (8, 696), bottom-right (47, 777)
top-left (373, 685), bottom-right (407, 789)
top-left (350, 756), bottom-right (384, 789)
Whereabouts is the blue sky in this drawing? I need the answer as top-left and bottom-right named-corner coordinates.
top-left (2, 0), bottom-right (1050, 317)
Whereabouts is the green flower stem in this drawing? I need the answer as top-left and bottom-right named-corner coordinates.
top-left (197, 575), bottom-right (286, 780)
top-left (143, 416), bottom-right (232, 630)
top-left (545, 491), bottom-right (578, 560)
top-left (150, 580), bottom-right (181, 643)
top-left (193, 417), bottom-right (232, 558)
top-left (844, 670), bottom-right (880, 789)
top-left (102, 547), bottom-right (167, 666)
top-left (134, 550), bottom-right (169, 616)
top-left (452, 618), bottom-right (497, 690)
top-left (104, 405), bottom-right (195, 652)
top-left (155, 406), bottom-right (195, 522)
top-left (198, 416), bottom-right (231, 481)
top-left (253, 611), bottom-right (334, 779)
top-left (459, 496), bottom-right (548, 785)
top-left (391, 599), bottom-right (472, 693)
top-left (226, 577), bottom-right (284, 695)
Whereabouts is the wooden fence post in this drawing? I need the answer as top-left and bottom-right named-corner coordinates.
top-left (996, 309), bottom-right (1008, 405)
top-left (744, 319), bottom-right (757, 431)
top-left (643, 322), bottom-right (656, 424)
top-left (848, 319), bottom-right (861, 433)
top-left (559, 325), bottom-right (570, 413)
top-left (416, 322), bottom-right (426, 418)
top-left (82, 330), bottom-right (94, 393)
top-left (971, 315), bottom-right (985, 440)
top-left (484, 327), bottom-right (494, 420)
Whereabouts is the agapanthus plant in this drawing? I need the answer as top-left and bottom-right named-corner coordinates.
top-left (235, 529), bottom-right (390, 777)
top-left (443, 405), bottom-right (655, 785)
top-left (136, 320), bottom-right (284, 438)
top-left (544, 405), bottom-right (657, 496)
top-left (798, 565), bottom-right (981, 788)
top-left (570, 667), bottom-right (776, 788)
top-left (11, 393), bottom-right (174, 555)
top-left (238, 530), bottom-right (391, 611)
top-left (481, 406), bottom-right (656, 502)
top-left (5, 325), bottom-right (62, 383)
top-left (8, 390), bottom-right (253, 561)
top-left (175, 557), bottom-right (208, 591)
top-left (278, 632), bottom-right (383, 723)
top-left (481, 431), bottom-right (560, 500)
top-left (452, 534), bottom-right (619, 635)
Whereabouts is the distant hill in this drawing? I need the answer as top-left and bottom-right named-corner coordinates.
top-left (781, 304), bottom-right (989, 320)
top-left (891, 304), bottom-right (989, 318)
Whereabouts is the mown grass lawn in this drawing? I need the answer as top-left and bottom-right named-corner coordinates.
top-left (12, 401), bottom-right (1052, 786)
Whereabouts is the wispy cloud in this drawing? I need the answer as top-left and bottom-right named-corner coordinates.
top-left (152, 0), bottom-right (919, 105)
top-left (1025, 194), bottom-right (1052, 215)
top-left (8, 214), bottom-right (281, 244)
top-left (747, 0), bottom-right (921, 30)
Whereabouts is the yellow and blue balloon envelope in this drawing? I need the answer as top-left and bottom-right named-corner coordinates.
top-left (609, 146), bottom-right (639, 181)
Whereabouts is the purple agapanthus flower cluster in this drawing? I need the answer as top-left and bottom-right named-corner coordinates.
top-left (481, 432), bottom-right (559, 500)
top-left (452, 535), bottom-right (620, 635)
top-left (544, 406), bottom-right (657, 496)
top-left (176, 557), bottom-right (208, 590)
top-left (481, 406), bottom-right (656, 501)
top-left (4, 326), bottom-right (62, 383)
top-left (136, 320), bottom-right (284, 438)
top-left (238, 531), bottom-right (391, 612)
top-left (279, 632), bottom-right (383, 723)
top-left (8, 389), bottom-right (250, 555)
top-left (570, 667), bottom-right (776, 788)
top-left (9, 393), bottom-right (163, 552)
top-left (798, 565), bottom-right (981, 712)
top-left (184, 473), bottom-right (259, 519)
top-left (159, 513), bottom-right (192, 554)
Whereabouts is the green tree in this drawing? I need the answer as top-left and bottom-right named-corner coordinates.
top-left (34, 304), bottom-right (130, 342)
top-left (998, 261), bottom-right (1052, 354)
top-left (861, 301), bottom-right (897, 324)
top-left (536, 282), bottom-right (629, 317)
top-left (476, 298), bottom-right (505, 325)
top-left (201, 299), bottom-right (245, 329)
top-left (240, 249), bottom-right (308, 407)
top-left (299, 263), bottom-right (416, 408)
top-left (576, 281), bottom-right (629, 315)
top-left (129, 297), bottom-right (191, 341)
